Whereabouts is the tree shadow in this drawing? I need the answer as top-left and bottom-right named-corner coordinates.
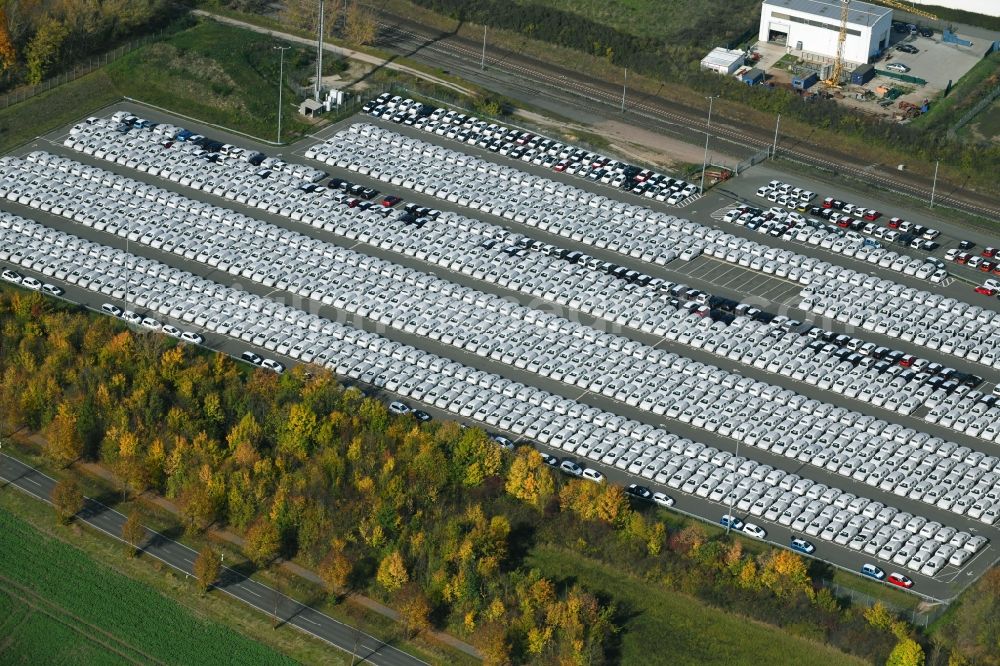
top-left (348, 18), bottom-right (464, 89)
top-left (504, 519), bottom-right (536, 570)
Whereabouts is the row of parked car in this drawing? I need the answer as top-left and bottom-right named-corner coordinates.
top-left (306, 124), bottom-right (960, 318)
top-left (10, 150), bottom-right (1000, 538)
top-left (723, 205), bottom-right (945, 282)
top-left (10, 201), bottom-right (984, 578)
top-left (45, 121), bottom-right (1000, 436)
top-left (45, 114), bottom-right (997, 578)
top-left (800, 273), bottom-right (1000, 371)
top-left (45, 124), bottom-right (1000, 460)
top-left (757, 183), bottom-right (949, 255)
top-left (363, 93), bottom-right (699, 205)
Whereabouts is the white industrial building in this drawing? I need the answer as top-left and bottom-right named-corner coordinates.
top-left (700, 47), bottom-right (747, 75)
top-left (759, 0), bottom-right (894, 67)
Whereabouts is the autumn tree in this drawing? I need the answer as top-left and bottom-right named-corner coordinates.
top-left (193, 546), bottom-right (222, 594)
top-left (343, 1), bottom-right (377, 46)
top-left (318, 544), bottom-right (352, 595)
top-left (0, 9), bottom-right (16, 75)
top-left (121, 511), bottom-right (145, 557)
top-left (505, 448), bottom-right (554, 509)
top-left (475, 621), bottom-right (512, 666)
top-left (51, 478), bottom-right (84, 524)
top-left (45, 400), bottom-right (82, 467)
top-left (376, 550), bottom-right (409, 592)
top-left (396, 583), bottom-right (432, 637)
top-left (244, 518), bottom-right (281, 569)
top-left (887, 638), bottom-right (925, 666)
top-left (759, 549), bottom-right (813, 599)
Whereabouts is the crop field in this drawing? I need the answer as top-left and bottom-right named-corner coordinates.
top-left (0, 507), bottom-right (296, 666)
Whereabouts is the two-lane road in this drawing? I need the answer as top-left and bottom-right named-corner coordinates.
top-left (0, 452), bottom-right (427, 666)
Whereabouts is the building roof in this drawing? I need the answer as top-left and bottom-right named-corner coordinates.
top-left (701, 47), bottom-right (745, 68)
top-left (763, 0), bottom-right (892, 27)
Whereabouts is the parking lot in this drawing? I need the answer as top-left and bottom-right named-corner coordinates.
top-left (2, 96), bottom-right (998, 603)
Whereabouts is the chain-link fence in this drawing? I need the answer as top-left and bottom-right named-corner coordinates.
top-left (0, 31), bottom-right (170, 110)
top-left (820, 579), bottom-right (948, 629)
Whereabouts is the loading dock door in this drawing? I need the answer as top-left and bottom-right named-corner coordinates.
top-left (768, 22), bottom-right (789, 45)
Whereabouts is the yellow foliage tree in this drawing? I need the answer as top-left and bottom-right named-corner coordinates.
top-left (376, 550), bottom-right (409, 592)
top-left (759, 549), bottom-right (813, 599)
top-left (886, 638), bottom-right (925, 666)
top-left (45, 400), bottom-right (81, 467)
top-left (505, 448), bottom-right (553, 509)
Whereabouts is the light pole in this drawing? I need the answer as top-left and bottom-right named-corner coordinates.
top-left (726, 436), bottom-right (740, 535)
top-left (621, 67), bottom-right (627, 113)
top-left (772, 113), bottom-right (781, 157)
top-left (699, 95), bottom-right (717, 195)
top-left (930, 159), bottom-right (939, 208)
top-left (481, 24), bottom-right (486, 70)
top-left (274, 45), bottom-right (290, 144)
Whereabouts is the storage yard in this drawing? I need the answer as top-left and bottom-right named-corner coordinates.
top-left (1, 96), bottom-right (999, 603)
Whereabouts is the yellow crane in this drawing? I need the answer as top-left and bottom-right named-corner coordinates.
top-left (876, 0), bottom-right (937, 21)
top-left (825, 0), bottom-right (851, 87)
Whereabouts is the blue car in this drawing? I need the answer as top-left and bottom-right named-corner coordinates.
top-left (861, 563), bottom-right (885, 580)
top-left (790, 537), bottom-right (815, 554)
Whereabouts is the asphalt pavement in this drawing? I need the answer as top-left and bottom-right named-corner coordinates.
top-left (6, 104), bottom-right (999, 601)
top-left (0, 453), bottom-right (427, 666)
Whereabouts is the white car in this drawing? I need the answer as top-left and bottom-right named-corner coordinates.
top-left (559, 460), bottom-right (583, 477)
top-left (652, 491), bottom-right (674, 508)
top-left (743, 523), bottom-right (767, 539)
top-left (388, 401), bottom-right (410, 415)
top-left (885, 62), bottom-right (911, 73)
top-left (582, 467), bottom-right (605, 483)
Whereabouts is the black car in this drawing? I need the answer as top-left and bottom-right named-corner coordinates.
top-left (625, 484), bottom-right (653, 500)
top-left (959, 240), bottom-right (976, 250)
top-left (241, 351), bottom-right (263, 365)
top-left (412, 410), bottom-right (432, 422)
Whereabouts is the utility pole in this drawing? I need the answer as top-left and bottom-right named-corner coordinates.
top-left (481, 24), bottom-right (486, 70)
top-left (930, 159), bottom-right (939, 208)
top-left (726, 435), bottom-right (740, 535)
top-left (274, 45), bottom-right (290, 144)
top-left (621, 67), bottom-right (627, 113)
top-left (315, 0), bottom-right (325, 101)
top-left (772, 113), bottom-right (781, 157)
top-left (700, 95), bottom-right (717, 195)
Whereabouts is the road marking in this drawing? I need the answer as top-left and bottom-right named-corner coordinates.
top-left (300, 615), bottom-right (321, 626)
top-left (26, 477), bottom-right (41, 486)
top-left (245, 587), bottom-right (264, 599)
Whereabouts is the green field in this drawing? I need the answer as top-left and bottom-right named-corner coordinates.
top-left (0, 18), bottom-right (320, 156)
top-left (0, 506), bottom-right (297, 666)
top-left (516, 0), bottom-right (761, 44)
top-left (106, 20), bottom-right (315, 142)
top-left (528, 545), bottom-right (866, 666)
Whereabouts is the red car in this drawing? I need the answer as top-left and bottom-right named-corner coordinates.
top-left (887, 217), bottom-right (903, 229)
top-left (981, 260), bottom-right (996, 272)
top-left (381, 195), bottom-right (401, 207)
top-left (862, 210), bottom-right (881, 221)
top-left (822, 196), bottom-right (836, 208)
top-left (974, 286), bottom-right (996, 296)
top-left (836, 218), bottom-right (851, 228)
top-left (887, 572), bottom-right (913, 589)
top-left (983, 247), bottom-right (997, 258)
top-left (899, 354), bottom-right (916, 367)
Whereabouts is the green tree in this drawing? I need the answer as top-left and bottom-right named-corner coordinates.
top-left (51, 478), bottom-right (84, 524)
top-left (25, 17), bottom-right (70, 84)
